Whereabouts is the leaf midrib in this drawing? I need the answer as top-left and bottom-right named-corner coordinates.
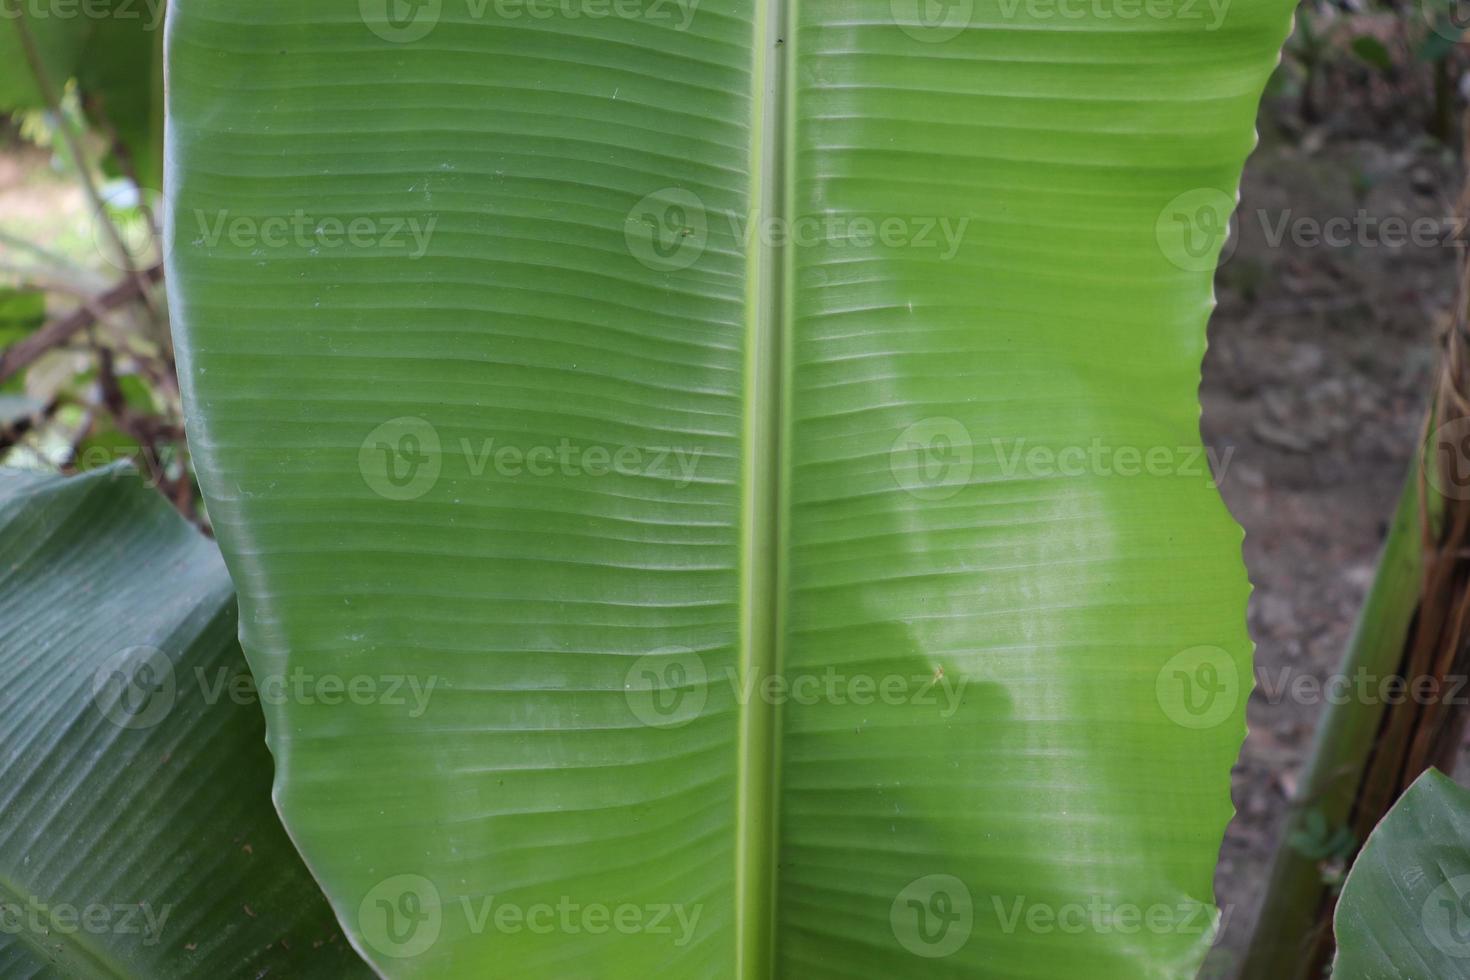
top-left (733, 0), bottom-right (792, 973)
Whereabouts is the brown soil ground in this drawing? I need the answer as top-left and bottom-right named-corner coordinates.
top-left (1203, 65), bottom-right (1462, 970)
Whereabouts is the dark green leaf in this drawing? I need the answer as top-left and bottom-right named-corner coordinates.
top-left (1334, 769), bottom-right (1470, 979)
top-left (0, 287), bottom-right (44, 347)
top-left (1349, 36), bottom-right (1393, 71)
top-left (0, 466), bottom-right (372, 977)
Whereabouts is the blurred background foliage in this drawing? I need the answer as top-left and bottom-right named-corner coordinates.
top-left (0, 0), bottom-right (181, 515)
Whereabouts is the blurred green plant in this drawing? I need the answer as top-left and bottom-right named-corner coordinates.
top-left (0, 0), bottom-right (193, 518)
top-left (1278, 0), bottom-right (1467, 142)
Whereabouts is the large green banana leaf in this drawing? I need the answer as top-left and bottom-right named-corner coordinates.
top-left (0, 466), bottom-right (370, 977)
top-left (166, 1), bottom-right (1293, 976)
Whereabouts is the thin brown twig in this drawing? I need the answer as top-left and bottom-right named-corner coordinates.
top-left (0, 264), bottom-right (162, 383)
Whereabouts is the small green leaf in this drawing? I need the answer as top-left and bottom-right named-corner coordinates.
top-left (1349, 36), bottom-right (1393, 71)
top-left (0, 287), bottom-right (44, 347)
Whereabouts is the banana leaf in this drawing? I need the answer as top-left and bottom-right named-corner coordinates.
top-left (0, 466), bottom-right (369, 978)
top-left (165, 0), bottom-right (1295, 975)
top-left (1334, 768), bottom-right (1470, 979)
